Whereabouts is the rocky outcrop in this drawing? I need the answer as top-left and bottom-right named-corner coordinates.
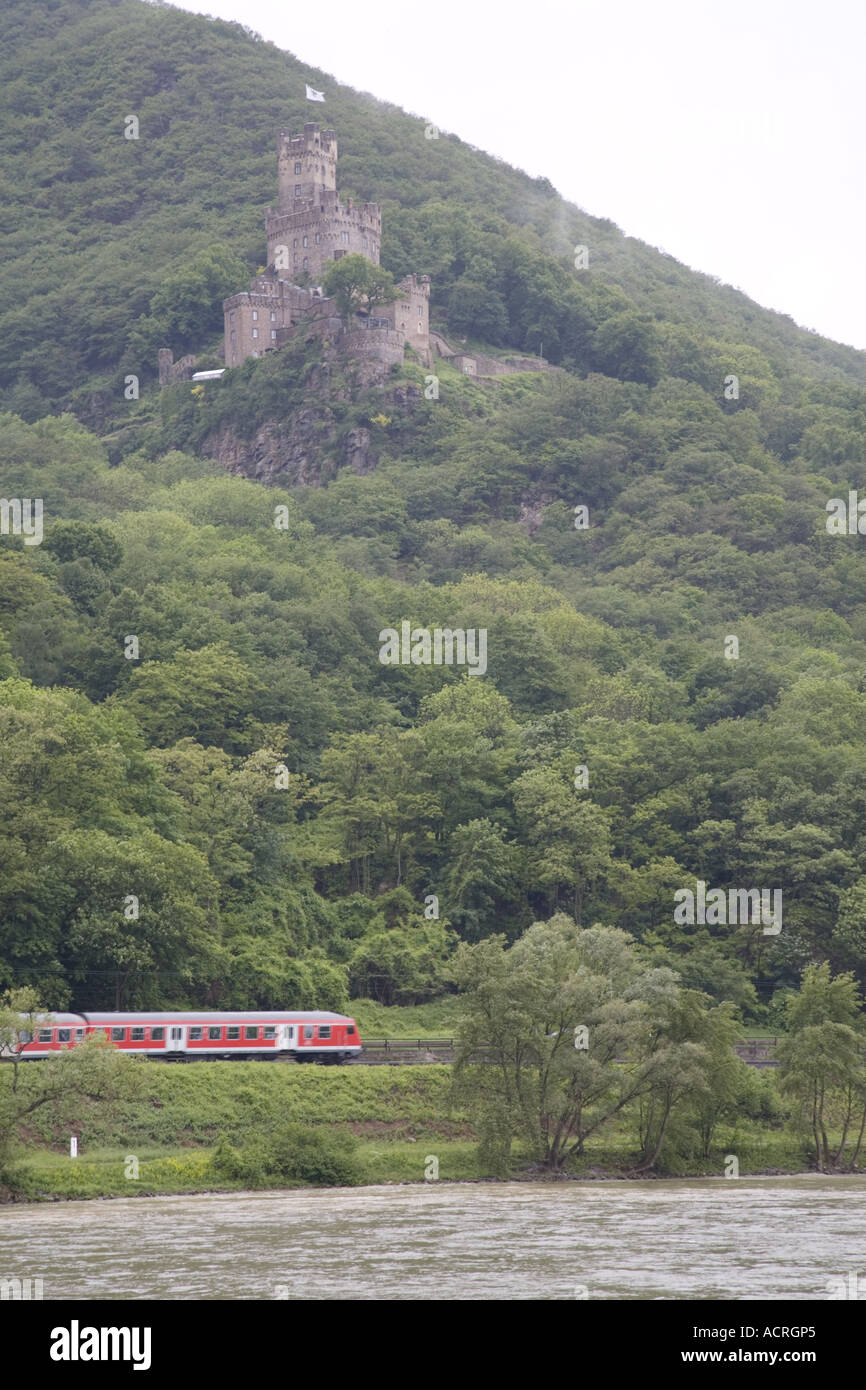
top-left (208, 379), bottom-right (422, 486)
top-left (213, 410), bottom-right (337, 486)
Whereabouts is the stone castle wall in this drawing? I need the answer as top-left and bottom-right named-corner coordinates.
top-left (340, 328), bottom-right (406, 370)
top-left (158, 348), bottom-right (196, 385)
top-left (265, 191), bottom-right (382, 282)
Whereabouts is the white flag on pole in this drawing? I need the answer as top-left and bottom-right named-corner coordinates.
top-left (306, 85), bottom-right (325, 102)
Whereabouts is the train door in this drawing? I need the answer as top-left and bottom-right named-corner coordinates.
top-left (277, 1024), bottom-right (295, 1052)
top-left (166, 1025), bottom-right (186, 1055)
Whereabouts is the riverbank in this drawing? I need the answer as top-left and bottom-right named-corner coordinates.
top-left (0, 1144), bottom-right (830, 1202)
top-left (0, 1057), bottom-right (823, 1203)
top-left (1, 1066), bottom-right (820, 1201)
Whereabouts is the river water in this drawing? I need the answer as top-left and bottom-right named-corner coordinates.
top-left (2, 1177), bottom-right (865, 1300)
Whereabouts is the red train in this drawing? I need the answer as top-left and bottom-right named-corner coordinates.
top-left (16, 1010), bottom-right (362, 1064)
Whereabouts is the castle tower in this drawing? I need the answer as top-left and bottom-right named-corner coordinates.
top-left (265, 123), bottom-right (381, 281)
top-left (276, 123), bottom-right (337, 209)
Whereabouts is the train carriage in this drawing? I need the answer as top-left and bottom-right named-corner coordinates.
top-left (15, 1010), bottom-right (362, 1064)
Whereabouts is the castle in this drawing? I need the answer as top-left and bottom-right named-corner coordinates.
top-left (223, 123), bottom-right (430, 373)
top-left (157, 122), bottom-right (551, 389)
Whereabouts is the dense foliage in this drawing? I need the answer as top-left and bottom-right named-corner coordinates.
top-left (2, 0), bottom-right (866, 1031)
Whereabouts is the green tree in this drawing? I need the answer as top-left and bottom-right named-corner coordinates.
top-left (322, 254), bottom-right (396, 318)
top-left (452, 915), bottom-right (687, 1171)
top-left (0, 1010), bottom-right (141, 1175)
top-left (776, 964), bottom-right (866, 1171)
top-left (512, 767), bottom-right (613, 922)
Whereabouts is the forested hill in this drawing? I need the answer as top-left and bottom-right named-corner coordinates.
top-left (3, 0), bottom-right (866, 1026)
top-left (1, 0), bottom-right (865, 422)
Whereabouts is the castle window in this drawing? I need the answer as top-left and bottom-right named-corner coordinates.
top-left (230, 331), bottom-right (236, 342)
top-left (315, 233), bottom-right (321, 243)
top-left (252, 310), bottom-right (258, 320)
top-left (229, 311), bottom-right (235, 322)
top-left (303, 236), bottom-right (308, 247)
top-left (294, 162), bottom-right (301, 174)
top-left (419, 305), bottom-right (423, 315)
top-left (270, 311), bottom-right (276, 321)
top-left (293, 239), bottom-right (298, 248)
top-left (252, 328), bottom-right (258, 338)
top-left (295, 185), bottom-right (301, 197)
top-left (341, 231), bottom-right (349, 244)
top-left (271, 330), bottom-right (277, 339)
top-left (303, 257), bottom-right (308, 269)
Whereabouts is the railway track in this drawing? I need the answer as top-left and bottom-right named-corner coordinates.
top-left (350, 1038), bottom-right (780, 1068)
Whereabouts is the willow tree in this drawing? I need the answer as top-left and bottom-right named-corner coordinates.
top-left (776, 964), bottom-right (866, 1172)
top-left (452, 915), bottom-right (709, 1173)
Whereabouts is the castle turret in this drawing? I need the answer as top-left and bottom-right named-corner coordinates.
top-left (276, 124), bottom-right (337, 210)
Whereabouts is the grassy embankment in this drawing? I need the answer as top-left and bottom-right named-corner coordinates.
top-left (1, 1049), bottom-right (809, 1201)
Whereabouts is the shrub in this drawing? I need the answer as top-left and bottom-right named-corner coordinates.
top-left (265, 1125), bottom-right (361, 1186)
top-left (209, 1125), bottom-right (361, 1186)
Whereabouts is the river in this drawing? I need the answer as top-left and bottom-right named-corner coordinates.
top-left (2, 1176), bottom-right (865, 1300)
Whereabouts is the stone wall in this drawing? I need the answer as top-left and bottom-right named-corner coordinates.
top-left (266, 191), bottom-right (381, 281)
top-left (158, 348), bottom-right (196, 385)
top-left (451, 351), bottom-right (553, 377)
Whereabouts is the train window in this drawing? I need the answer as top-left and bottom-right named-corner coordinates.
top-left (38, 1029), bottom-right (53, 1042)
top-left (151, 1027), bottom-right (164, 1041)
top-left (318, 1026), bottom-right (331, 1039)
top-left (347, 1025), bottom-right (356, 1036)
top-left (189, 1027), bottom-right (203, 1041)
top-left (18, 1030), bottom-right (32, 1044)
top-left (303, 1026), bottom-right (313, 1040)
top-left (131, 1028), bottom-right (145, 1041)
top-left (245, 1026), bottom-right (259, 1039)
top-left (111, 1028), bottom-right (126, 1041)
top-left (75, 1029), bottom-right (85, 1040)
top-left (208, 1026), bottom-right (222, 1040)
top-left (227, 1026), bottom-right (240, 1039)
top-left (263, 1026), bottom-right (276, 1039)
top-left (57, 1029), bottom-right (71, 1043)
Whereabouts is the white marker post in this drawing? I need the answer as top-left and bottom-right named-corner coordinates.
top-left (70, 1137), bottom-right (78, 1159)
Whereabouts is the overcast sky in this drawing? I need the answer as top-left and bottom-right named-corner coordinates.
top-left (173, 0), bottom-right (866, 351)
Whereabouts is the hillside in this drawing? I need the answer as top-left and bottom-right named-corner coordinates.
top-left (2, 0), bottom-right (866, 1028)
top-left (2, 0), bottom-right (865, 425)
